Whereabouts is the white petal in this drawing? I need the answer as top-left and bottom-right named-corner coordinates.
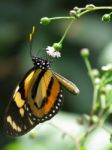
top-left (101, 64), bottom-right (112, 71)
top-left (46, 46), bottom-right (61, 58)
top-left (54, 51), bottom-right (61, 58)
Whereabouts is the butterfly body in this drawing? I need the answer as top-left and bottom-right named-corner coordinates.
top-left (32, 56), bottom-right (50, 70)
top-left (5, 56), bottom-right (79, 137)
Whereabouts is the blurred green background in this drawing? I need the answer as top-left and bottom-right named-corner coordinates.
top-left (0, 0), bottom-right (112, 150)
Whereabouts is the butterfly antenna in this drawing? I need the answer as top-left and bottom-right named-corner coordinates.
top-left (29, 26), bottom-right (35, 58)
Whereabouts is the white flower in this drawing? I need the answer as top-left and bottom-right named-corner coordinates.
top-left (104, 84), bottom-right (112, 93)
top-left (95, 78), bottom-right (101, 85)
top-left (46, 46), bottom-right (55, 55)
top-left (46, 46), bottom-right (61, 58)
top-left (53, 51), bottom-right (61, 58)
top-left (101, 64), bottom-right (112, 71)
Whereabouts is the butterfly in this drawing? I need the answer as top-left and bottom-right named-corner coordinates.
top-left (4, 27), bottom-right (79, 137)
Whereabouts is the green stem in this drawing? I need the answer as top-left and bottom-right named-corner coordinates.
top-left (59, 19), bottom-right (74, 45)
top-left (99, 72), bottom-right (110, 89)
top-left (80, 124), bottom-right (97, 146)
top-left (82, 55), bottom-right (100, 137)
top-left (99, 109), bottom-right (110, 125)
top-left (49, 7), bottom-right (112, 22)
top-left (97, 94), bottom-right (106, 122)
top-left (91, 85), bottom-right (99, 115)
top-left (100, 75), bottom-right (112, 89)
top-left (49, 6), bottom-right (112, 47)
top-left (101, 72), bottom-right (110, 82)
top-left (83, 57), bottom-right (94, 86)
top-left (50, 7), bottom-right (112, 21)
top-left (50, 123), bottom-right (81, 150)
top-left (50, 16), bottom-right (75, 21)
top-left (82, 86), bottom-right (99, 141)
top-left (80, 6), bottom-right (112, 17)
top-left (109, 11), bottom-right (112, 16)
top-left (103, 77), bottom-right (112, 85)
top-left (82, 54), bottom-right (99, 116)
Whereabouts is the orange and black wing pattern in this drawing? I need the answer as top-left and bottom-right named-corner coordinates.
top-left (4, 67), bottom-right (63, 137)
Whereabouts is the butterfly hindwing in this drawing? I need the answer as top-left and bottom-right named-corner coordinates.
top-left (5, 99), bottom-right (36, 136)
top-left (4, 68), bottom-right (37, 136)
top-left (4, 68), bottom-right (63, 136)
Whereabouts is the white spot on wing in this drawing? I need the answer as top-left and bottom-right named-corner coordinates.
top-left (52, 110), bottom-right (55, 113)
top-left (57, 103), bottom-right (60, 106)
top-left (59, 99), bottom-right (62, 102)
top-left (29, 112), bottom-right (32, 116)
top-left (60, 94), bottom-right (63, 98)
top-left (55, 106), bottom-right (58, 110)
top-left (49, 114), bottom-right (52, 117)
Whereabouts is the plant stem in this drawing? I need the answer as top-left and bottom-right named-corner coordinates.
top-left (99, 110), bottom-right (109, 125)
top-left (80, 6), bottom-right (112, 17)
top-left (83, 56), bottom-right (94, 86)
top-left (91, 85), bottom-right (99, 115)
top-left (49, 6), bottom-right (112, 48)
top-left (50, 16), bottom-right (75, 21)
top-left (50, 123), bottom-right (81, 150)
top-left (82, 55), bottom-right (99, 135)
top-left (49, 7), bottom-right (112, 23)
top-left (103, 77), bottom-right (112, 85)
top-left (110, 11), bottom-right (112, 16)
top-left (59, 20), bottom-right (74, 45)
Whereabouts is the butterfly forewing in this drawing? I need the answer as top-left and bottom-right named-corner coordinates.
top-left (53, 71), bottom-right (80, 95)
top-left (4, 68), bottom-right (63, 136)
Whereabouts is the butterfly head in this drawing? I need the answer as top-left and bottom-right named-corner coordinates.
top-left (32, 56), bottom-right (50, 70)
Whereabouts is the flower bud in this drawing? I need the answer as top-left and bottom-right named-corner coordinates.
top-left (92, 115), bottom-right (99, 123)
top-left (101, 64), bottom-right (112, 71)
top-left (80, 48), bottom-right (90, 58)
top-left (69, 10), bottom-right (77, 17)
top-left (91, 69), bottom-right (100, 78)
top-left (40, 17), bottom-right (51, 25)
top-left (53, 43), bottom-right (62, 51)
top-left (94, 78), bottom-right (101, 85)
top-left (73, 6), bottom-right (79, 11)
top-left (102, 14), bottom-right (111, 23)
top-left (86, 4), bottom-right (95, 9)
top-left (104, 84), bottom-right (112, 93)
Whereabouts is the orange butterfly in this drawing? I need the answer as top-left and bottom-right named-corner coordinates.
top-left (4, 27), bottom-right (79, 137)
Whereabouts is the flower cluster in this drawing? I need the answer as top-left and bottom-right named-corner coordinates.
top-left (101, 64), bottom-right (112, 71)
top-left (46, 46), bottom-right (61, 58)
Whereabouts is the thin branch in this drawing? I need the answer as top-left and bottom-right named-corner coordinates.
top-left (49, 123), bottom-right (81, 150)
